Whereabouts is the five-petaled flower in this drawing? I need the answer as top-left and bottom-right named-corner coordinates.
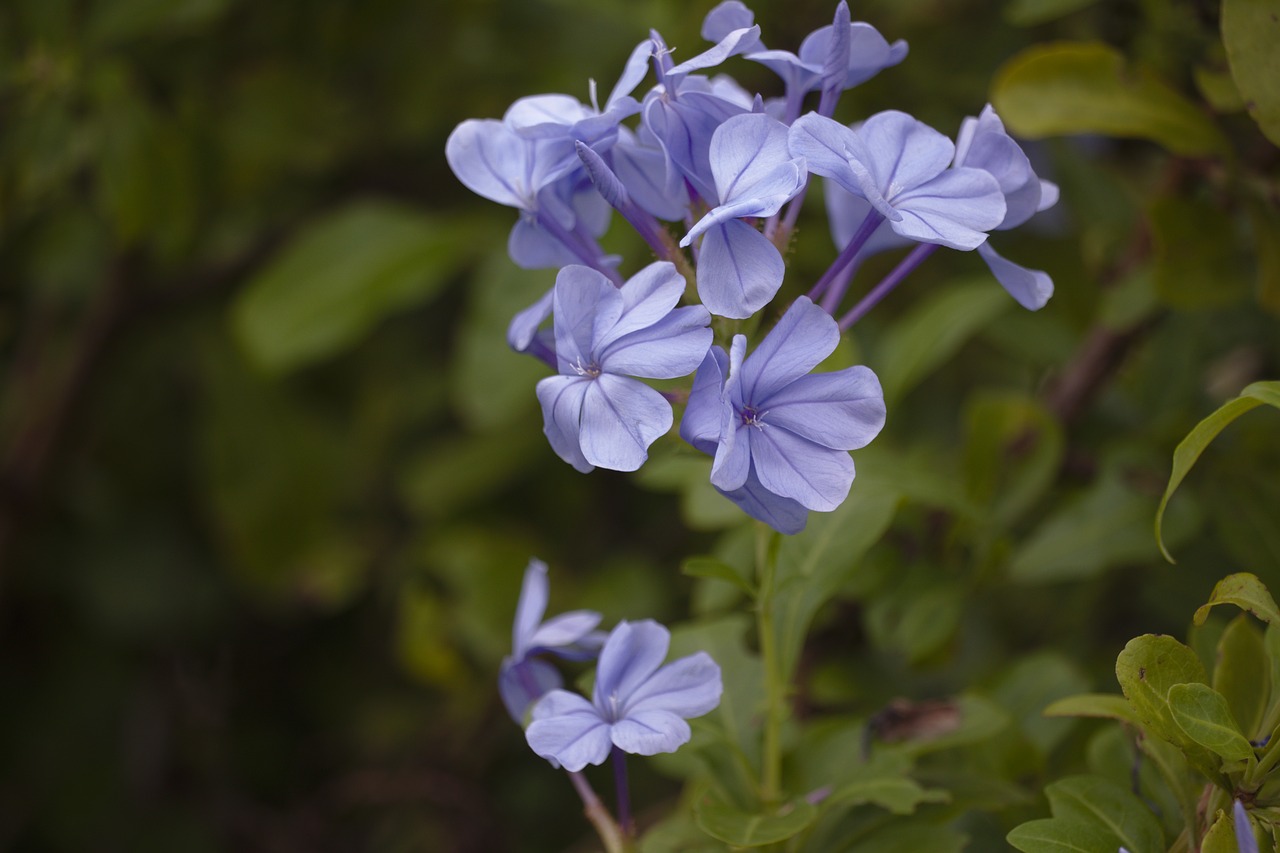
top-left (536, 261), bottom-right (712, 473)
top-left (499, 559), bottom-right (606, 724)
top-left (525, 619), bottom-right (722, 771)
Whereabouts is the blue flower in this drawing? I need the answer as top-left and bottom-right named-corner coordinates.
top-left (952, 104), bottom-right (1060, 309)
top-left (789, 109), bottom-right (1006, 250)
top-left (1234, 800), bottom-right (1259, 853)
top-left (499, 559), bottom-right (606, 724)
top-left (525, 619), bottom-right (722, 771)
top-left (680, 113), bottom-right (807, 318)
top-left (536, 262), bottom-right (712, 472)
top-left (680, 296), bottom-right (885, 528)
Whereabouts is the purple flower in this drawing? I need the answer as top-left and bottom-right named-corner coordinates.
top-left (680, 113), bottom-right (807, 318)
top-left (1234, 800), bottom-right (1259, 853)
top-left (536, 262), bottom-right (712, 473)
top-left (525, 620), bottom-right (722, 771)
top-left (499, 559), bottom-right (606, 723)
top-left (952, 105), bottom-right (1060, 309)
top-left (788, 110), bottom-right (1006, 250)
top-left (681, 296), bottom-right (886, 527)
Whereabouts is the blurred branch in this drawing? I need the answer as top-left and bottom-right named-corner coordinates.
top-left (1044, 315), bottom-right (1162, 424)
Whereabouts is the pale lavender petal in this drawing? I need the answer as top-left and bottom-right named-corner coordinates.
top-left (749, 425), bottom-right (856, 511)
top-left (702, 1), bottom-right (756, 42)
top-left (890, 168), bottom-right (1005, 250)
top-left (643, 92), bottom-right (745, 204)
top-left (1234, 800), bottom-right (1259, 853)
top-left (952, 106), bottom-right (1040, 229)
top-left (824, 181), bottom-right (909, 257)
top-left (594, 620), bottom-right (671, 708)
top-left (610, 710), bottom-right (692, 756)
top-left (750, 49), bottom-right (822, 95)
top-left (505, 94), bottom-right (591, 137)
top-left (625, 651), bottom-right (722, 717)
top-left (528, 610), bottom-right (605, 655)
top-left (507, 287), bottom-right (554, 352)
top-left (512, 558), bottom-right (550, 655)
top-left (788, 114), bottom-right (864, 192)
top-left (1038, 179), bottom-right (1059, 211)
top-left (600, 306), bottom-right (712, 379)
top-left (695, 220), bottom-right (785, 319)
top-left (536, 375), bottom-right (593, 473)
top-left (445, 119), bottom-right (532, 208)
top-left (578, 375), bottom-right (672, 471)
top-left (551, 266), bottom-right (620, 373)
top-left (598, 261), bottom-right (685, 347)
top-left (508, 215), bottom-right (579, 269)
top-left (978, 242), bottom-right (1053, 310)
top-left (679, 346), bottom-right (729, 454)
top-left (799, 23), bottom-right (906, 89)
top-left (607, 40), bottom-right (656, 108)
top-left (854, 110), bottom-right (954, 198)
top-left (613, 127), bottom-right (689, 220)
top-left (716, 468), bottom-right (809, 534)
top-left (667, 25), bottom-right (762, 81)
top-left (682, 164), bottom-right (804, 244)
top-left (709, 113), bottom-right (795, 204)
top-left (711, 424), bottom-right (751, 492)
top-left (738, 296), bottom-right (839, 404)
top-left (500, 656), bottom-right (563, 723)
top-left (762, 366), bottom-right (886, 450)
top-left (526, 690), bottom-right (613, 771)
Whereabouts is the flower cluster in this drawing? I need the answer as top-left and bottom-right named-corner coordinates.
top-left (501, 560), bottom-right (722, 772)
top-left (447, 0), bottom-right (1057, 533)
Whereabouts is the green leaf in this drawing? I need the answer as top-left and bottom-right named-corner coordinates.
top-left (1201, 807), bottom-right (1244, 853)
top-left (1223, 0), bottom-right (1280, 145)
top-left (1213, 614), bottom-right (1270, 739)
top-left (873, 279), bottom-right (1010, 406)
top-left (1043, 693), bottom-right (1141, 725)
top-left (1193, 573), bottom-right (1280, 627)
top-left (1007, 817), bottom-right (1127, 853)
top-left (1167, 683), bottom-right (1256, 763)
top-left (825, 776), bottom-right (949, 815)
top-left (1149, 196), bottom-right (1253, 310)
top-left (231, 202), bottom-right (473, 375)
top-left (1046, 775), bottom-right (1166, 853)
top-left (1156, 382), bottom-right (1280, 561)
top-left (1115, 635), bottom-right (1222, 780)
top-left (1009, 465), bottom-right (1195, 583)
top-left (773, 448), bottom-right (901, 679)
top-left (1004, 0), bottom-right (1101, 26)
top-left (682, 557), bottom-right (756, 597)
top-left (694, 795), bottom-right (816, 847)
top-left (991, 42), bottom-right (1229, 156)
top-left (846, 823), bottom-right (967, 853)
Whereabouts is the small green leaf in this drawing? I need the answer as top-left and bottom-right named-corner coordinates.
top-left (1223, 0), bottom-right (1280, 145)
top-left (1201, 807), bottom-right (1244, 853)
top-left (694, 795), bottom-right (816, 847)
top-left (1046, 775), bottom-right (1166, 853)
top-left (1043, 693), bottom-right (1140, 725)
top-left (682, 557), bottom-right (756, 597)
top-left (1193, 573), bottom-right (1280, 627)
top-left (991, 42), bottom-right (1229, 156)
top-left (1156, 381), bottom-right (1280, 562)
top-left (873, 279), bottom-right (1010, 406)
top-left (1167, 683), bottom-right (1256, 763)
top-left (1212, 615), bottom-right (1270, 739)
top-left (1007, 817), bottom-right (1126, 853)
top-left (825, 776), bottom-right (949, 815)
top-left (232, 202), bottom-right (473, 375)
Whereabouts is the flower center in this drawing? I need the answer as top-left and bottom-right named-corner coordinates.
top-left (740, 405), bottom-right (766, 428)
top-left (572, 358), bottom-right (602, 378)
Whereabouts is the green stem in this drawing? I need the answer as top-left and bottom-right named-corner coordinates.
top-left (756, 522), bottom-right (785, 806)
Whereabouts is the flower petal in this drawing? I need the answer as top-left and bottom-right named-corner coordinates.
top-left (445, 119), bottom-right (532, 209)
top-left (890, 167), bottom-right (1005, 250)
top-left (749, 424), bottom-right (856, 511)
top-left (528, 610), bottom-right (605, 656)
top-left (709, 113), bottom-right (797, 206)
top-left (716, 467), bottom-right (809, 534)
top-left (597, 261), bottom-right (686, 347)
top-left (679, 346), bottom-right (729, 454)
top-left (695, 219), bottom-right (785, 319)
top-left (610, 710), bottom-right (692, 756)
top-left (978, 242), bottom-right (1053, 310)
top-left (508, 215), bottom-right (579, 269)
top-left (508, 287), bottom-right (555, 353)
top-left (526, 690), bottom-right (613, 772)
top-left (853, 110), bottom-right (954, 199)
top-left (738, 296), bottom-right (839, 404)
top-left (625, 651), bottom-right (723, 718)
top-left (536, 375), bottom-right (593, 472)
top-left (788, 114), bottom-right (864, 192)
top-left (600, 306), bottom-right (712, 379)
top-left (551, 266), bottom-right (620, 373)
top-left (593, 620), bottom-right (670, 709)
top-left (761, 365), bottom-right (886, 450)
top-left (512, 558), bottom-right (550, 655)
top-left (576, 375), bottom-right (671, 471)
top-left (500, 656), bottom-right (563, 723)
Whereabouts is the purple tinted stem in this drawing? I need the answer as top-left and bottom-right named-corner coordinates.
top-left (536, 210), bottom-right (624, 286)
top-left (838, 242), bottom-right (938, 331)
top-left (807, 210), bottom-right (883, 303)
top-left (611, 746), bottom-right (634, 836)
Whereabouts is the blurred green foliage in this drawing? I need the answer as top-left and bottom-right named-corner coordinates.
top-left (0, 0), bottom-right (1277, 850)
